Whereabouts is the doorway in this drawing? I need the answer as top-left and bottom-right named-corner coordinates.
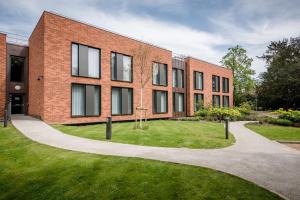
top-left (11, 94), bottom-right (24, 114)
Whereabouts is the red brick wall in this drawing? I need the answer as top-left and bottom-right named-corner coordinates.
top-left (34, 11), bottom-right (173, 124)
top-left (186, 57), bottom-right (234, 116)
top-left (28, 15), bottom-right (45, 119)
top-left (0, 33), bottom-right (6, 118)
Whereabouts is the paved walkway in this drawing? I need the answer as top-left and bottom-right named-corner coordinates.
top-left (12, 115), bottom-right (300, 200)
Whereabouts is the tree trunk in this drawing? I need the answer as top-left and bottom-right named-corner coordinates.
top-left (139, 87), bottom-right (143, 128)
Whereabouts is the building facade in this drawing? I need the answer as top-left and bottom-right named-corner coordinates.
top-left (0, 11), bottom-right (233, 124)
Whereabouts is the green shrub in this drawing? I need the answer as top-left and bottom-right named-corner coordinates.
top-left (266, 117), bottom-right (293, 126)
top-left (275, 108), bottom-right (300, 123)
top-left (237, 102), bottom-right (252, 115)
top-left (195, 107), bottom-right (241, 121)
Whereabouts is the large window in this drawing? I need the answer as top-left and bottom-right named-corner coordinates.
top-left (111, 87), bottom-right (133, 115)
top-left (71, 84), bottom-right (100, 117)
top-left (212, 75), bottom-right (220, 92)
top-left (72, 43), bottom-right (100, 78)
top-left (153, 62), bottom-right (167, 86)
top-left (153, 90), bottom-right (168, 113)
top-left (173, 93), bottom-right (184, 112)
top-left (172, 69), bottom-right (184, 88)
top-left (111, 52), bottom-right (132, 82)
top-left (222, 77), bottom-right (229, 93)
top-left (10, 56), bottom-right (25, 82)
top-left (194, 93), bottom-right (204, 112)
top-left (212, 95), bottom-right (220, 107)
top-left (194, 71), bottom-right (203, 90)
top-left (223, 96), bottom-right (229, 107)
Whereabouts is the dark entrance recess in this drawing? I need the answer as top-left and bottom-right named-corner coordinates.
top-left (11, 94), bottom-right (24, 114)
top-left (10, 56), bottom-right (25, 82)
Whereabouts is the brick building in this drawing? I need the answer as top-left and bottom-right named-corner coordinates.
top-left (0, 11), bottom-right (233, 124)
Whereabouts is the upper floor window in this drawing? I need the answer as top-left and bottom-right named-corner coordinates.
top-left (72, 43), bottom-right (100, 78)
top-left (71, 84), bottom-right (100, 117)
top-left (223, 95), bottom-right (229, 107)
top-left (212, 95), bottom-right (220, 107)
top-left (111, 52), bottom-right (132, 82)
top-left (222, 77), bottom-right (229, 93)
top-left (10, 56), bottom-right (25, 82)
top-left (153, 90), bottom-right (168, 113)
top-left (194, 71), bottom-right (203, 90)
top-left (212, 75), bottom-right (220, 92)
top-left (172, 69), bottom-right (184, 88)
top-left (153, 62), bottom-right (167, 86)
top-left (111, 87), bottom-right (133, 115)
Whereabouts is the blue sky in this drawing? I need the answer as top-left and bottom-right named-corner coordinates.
top-left (0, 0), bottom-right (300, 76)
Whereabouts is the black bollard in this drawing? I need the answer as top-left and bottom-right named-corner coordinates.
top-left (106, 116), bottom-right (112, 140)
top-left (3, 109), bottom-right (8, 128)
top-left (225, 118), bottom-right (229, 139)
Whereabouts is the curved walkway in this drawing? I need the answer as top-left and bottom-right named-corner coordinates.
top-left (12, 115), bottom-right (300, 200)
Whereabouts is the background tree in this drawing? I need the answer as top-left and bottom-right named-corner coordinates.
top-left (221, 45), bottom-right (255, 106)
top-left (257, 37), bottom-right (300, 109)
top-left (132, 44), bottom-right (158, 129)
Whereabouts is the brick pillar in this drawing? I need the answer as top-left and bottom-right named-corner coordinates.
top-left (0, 33), bottom-right (7, 118)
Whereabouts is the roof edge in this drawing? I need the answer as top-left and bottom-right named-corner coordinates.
top-left (187, 56), bottom-right (232, 72)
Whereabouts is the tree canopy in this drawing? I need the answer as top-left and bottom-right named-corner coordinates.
top-left (257, 37), bottom-right (300, 109)
top-left (221, 45), bottom-right (255, 106)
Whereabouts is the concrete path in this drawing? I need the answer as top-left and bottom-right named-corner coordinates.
top-left (12, 115), bottom-right (300, 200)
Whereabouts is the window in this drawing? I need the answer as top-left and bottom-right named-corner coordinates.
top-left (223, 96), bottom-right (229, 107)
top-left (111, 52), bottom-right (132, 82)
top-left (71, 84), bottom-right (100, 117)
top-left (194, 71), bottom-right (203, 90)
top-left (173, 93), bottom-right (184, 112)
top-left (172, 69), bottom-right (184, 88)
top-left (10, 56), bottom-right (25, 82)
top-left (212, 75), bottom-right (220, 92)
top-left (153, 90), bottom-right (168, 113)
top-left (212, 95), bottom-right (220, 107)
top-left (153, 62), bottom-right (167, 86)
top-left (72, 43), bottom-right (100, 78)
top-left (194, 93), bottom-right (204, 112)
top-left (222, 77), bottom-right (229, 93)
top-left (111, 87), bottom-right (133, 115)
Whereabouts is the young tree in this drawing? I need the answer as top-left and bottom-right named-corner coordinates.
top-left (221, 45), bottom-right (255, 106)
top-left (257, 37), bottom-right (300, 109)
top-left (132, 44), bottom-right (158, 129)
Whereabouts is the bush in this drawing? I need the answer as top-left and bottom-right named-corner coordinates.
top-left (195, 107), bottom-right (241, 121)
top-left (275, 108), bottom-right (300, 123)
top-left (237, 102), bottom-right (252, 115)
top-left (266, 117), bottom-right (293, 126)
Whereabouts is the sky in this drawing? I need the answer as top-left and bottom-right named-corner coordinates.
top-left (0, 0), bottom-right (300, 77)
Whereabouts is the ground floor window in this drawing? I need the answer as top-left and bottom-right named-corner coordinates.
top-left (212, 95), bottom-right (220, 107)
top-left (153, 90), bottom-right (168, 113)
top-left (194, 93), bottom-right (204, 112)
top-left (173, 93), bottom-right (184, 112)
top-left (111, 87), bottom-right (133, 115)
top-left (72, 84), bottom-right (100, 117)
top-left (223, 95), bottom-right (229, 107)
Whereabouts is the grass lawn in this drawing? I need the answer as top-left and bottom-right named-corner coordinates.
top-left (0, 125), bottom-right (281, 200)
top-left (246, 123), bottom-right (300, 141)
top-left (53, 120), bottom-right (234, 149)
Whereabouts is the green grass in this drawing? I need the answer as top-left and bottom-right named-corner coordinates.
top-left (246, 123), bottom-right (300, 141)
top-left (53, 120), bottom-right (234, 149)
top-left (0, 124), bottom-right (281, 200)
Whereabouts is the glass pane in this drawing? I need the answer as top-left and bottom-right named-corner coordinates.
top-left (123, 55), bottom-right (132, 82)
top-left (10, 56), bottom-right (24, 82)
top-left (112, 88), bottom-right (121, 115)
top-left (172, 69), bottom-right (177, 87)
top-left (161, 92), bottom-right (167, 112)
top-left (153, 63), bottom-right (159, 84)
top-left (111, 53), bottom-right (116, 80)
top-left (197, 73), bottom-right (202, 89)
top-left (127, 89), bottom-right (133, 114)
top-left (178, 93), bottom-right (183, 112)
top-left (94, 87), bottom-right (100, 115)
top-left (72, 44), bottom-right (78, 76)
top-left (88, 48), bottom-right (100, 78)
top-left (72, 85), bottom-right (85, 116)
